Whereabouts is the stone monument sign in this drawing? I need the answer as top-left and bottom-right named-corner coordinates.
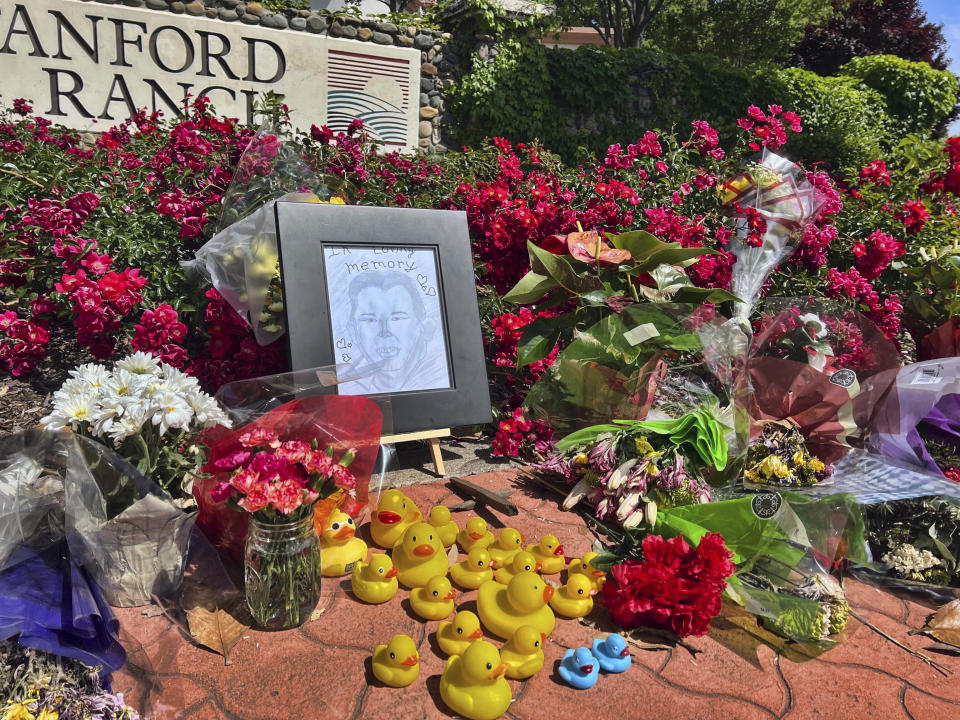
top-left (0, 0), bottom-right (421, 150)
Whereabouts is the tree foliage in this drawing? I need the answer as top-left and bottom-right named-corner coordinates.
top-left (558, 0), bottom-right (668, 49)
top-left (790, 0), bottom-right (949, 76)
top-left (643, 0), bottom-right (837, 65)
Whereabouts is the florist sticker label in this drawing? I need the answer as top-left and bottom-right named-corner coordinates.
top-left (0, 0), bottom-right (420, 149)
top-left (623, 322), bottom-right (660, 346)
top-left (751, 492), bottom-right (783, 520)
top-left (910, 364), bottom-right (944, 385)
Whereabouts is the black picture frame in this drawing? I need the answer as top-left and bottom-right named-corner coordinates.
top-left (274, 202), bottom-right (492, 434)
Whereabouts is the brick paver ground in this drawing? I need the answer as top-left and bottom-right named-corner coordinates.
top-left (113, 469), bottom-right (960, 719)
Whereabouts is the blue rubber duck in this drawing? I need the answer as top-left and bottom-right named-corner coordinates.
top-left (557, 647), bottom-right (599, 689)
top-left (591, 634), bottom-right (631, 673)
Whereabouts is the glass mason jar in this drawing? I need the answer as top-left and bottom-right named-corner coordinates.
top-left (244, 508), bottom-right (322, 630)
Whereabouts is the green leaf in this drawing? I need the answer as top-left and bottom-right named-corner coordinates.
top-left (516, 315), bottom-right (562, 367)
top-left (503, 270), bottom-right (559, 304)
top-left (579, 289), bottom-right (612, 306)
top-left (672, 286), bottom-right (743, 304)
top-left (608, 230), bottom-right (665, 257)
top-left (555, 423), bottom-right (622, 452)
top-left (623, 246), bottom-right (721, 275)
top-left (527, 241), bottom-right (603, 295)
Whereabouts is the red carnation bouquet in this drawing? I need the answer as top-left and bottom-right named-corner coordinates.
top-left (601, 533), bottom-right (735, 637)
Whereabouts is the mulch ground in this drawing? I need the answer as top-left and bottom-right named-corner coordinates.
top-left (0, 327), bottom-right (90, 438)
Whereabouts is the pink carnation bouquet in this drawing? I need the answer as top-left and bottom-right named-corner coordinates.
top-left (210, 427), bottom-right (357, 524)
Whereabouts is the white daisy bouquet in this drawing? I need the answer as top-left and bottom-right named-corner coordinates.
top-left (40, 352), bottom-right (231, 498)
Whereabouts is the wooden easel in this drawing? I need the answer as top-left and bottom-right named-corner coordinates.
top-left (380, 428), bottom-right (451, 476)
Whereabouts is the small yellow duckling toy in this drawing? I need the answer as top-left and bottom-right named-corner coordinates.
top-left (525, 534), bottom-right (566, 574)
top-left (440, 640), bottom-right (512, 720)
top-left (487, 528), bottom-right (524, 568)
top-left (450, 547), bottom-right (495, 590)
top-left (427, 505), bottom-right (459, 548)
top-left (477, 571), bottom-right (556, 640)
top-left (437, 610), bottom-right (484, 656)
top-left (372, 634), bottom-right (419, 688)
top-left (351, 553), bottom-right (399, 604)
top-left (410, 575), bottom-right (457, 621)
top-left (568, 551), bottom-right (606, 593)
top-left (457, 517), bottom-right (494, 554)
top-left (494, 551), bottom-right (541, 585)
top-left (319, 509), bottom-right (368, 576)
top-left (500, 625), bottom-right (546, 680)
top-left (549, 573), bottom-right (597, 618)
top-left (370, 489), bottom-right (422, 548)
top-left (391, 521), bottom-right (449, 588)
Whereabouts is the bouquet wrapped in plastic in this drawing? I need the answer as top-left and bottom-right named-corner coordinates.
top-left (0, 429), bottom-right (204, 610)
top-left (194, 388), bottom-right (384, 564)
top-left (720, 150), bottom-right (828, 324)
top-left (524, 303), bottom-right (745, 440)
top-left (867, 357), bottom-right (960, 479)
top-left (738, 300), bottom-right (901, 488)
top-left (650, 491), bottom-right (869, 643)
top-left (0, 428), bottom-right (258, 719)
top-left (39, 352), bottom-right (231, 500)
top-left (0, 430), bottom-right (126, 677)
top-left (184, 121), bottom-right (348, 346)
top-left (525, 304), bottom-right (745, 527)
top-left (535, 410), bottom-right (727, 529)
top-left (0, 429), bottom-right (208, 684)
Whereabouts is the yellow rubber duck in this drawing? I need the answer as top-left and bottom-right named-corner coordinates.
top-left (427, 505), bottom-right (459, 548)
top-left (372, 634), bottom-right (419, 688)
top-left (477, 571), bottom-right (556, 640)
top-left (568, 551), bottom-right (606, 593)
top-left (525, 535), bottom-right (566, 574)
top-left (487, 528), bottom-right (525, 568)
top-left (494, 551), bottom-right (541, 585)
top-left (351, 553), bottom-right (398, 604)
top-left (440, 640), bottom-right (512, 720)
top-left (437, 610), bottom-right (484, 656)
top-left (370, 489), bottom-right (422, 548)
top-left (501, 625), bottom-right (546, 680)
top-left (548, 573), bottom-right (597, 618)
top-left (410, 575), bottom-right (457, 621)
top-left (450, 547), bottom-right (495, 590)
top-left (319, 509), bottom-right (368, 577)
top-left (390, 521), bottom-right (449, 588)
top-left (457, 516), bottom-right (495, 553)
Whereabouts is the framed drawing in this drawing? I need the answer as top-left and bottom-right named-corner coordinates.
top-left (274, 202), bottom-right (492, 434)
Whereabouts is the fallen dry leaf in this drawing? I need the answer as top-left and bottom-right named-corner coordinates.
top-left (928, 599), bottom-right (960, 629)
top-left (0, 386), bottom-right (9, 398)
top-left (913, 599), bottom-right (960, 653)
top-left (186, 605), bottom-right (249, 666)
top-left (447, 544), bottom-right (460, 566)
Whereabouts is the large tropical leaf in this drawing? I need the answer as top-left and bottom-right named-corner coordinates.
top-left (516, 315), bottom-right (563, 367)
top-left (504, 270), bottom-right (559, 305)
top-left (528, 242), bottom-right (603, 295)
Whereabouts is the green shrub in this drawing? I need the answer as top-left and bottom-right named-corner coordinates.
top-left (839, 55), bottom-right (959, 137)
top-left (451, 41), bottom-right (566, 153)
top-left (450, 42), bottom-right (955, 169)
top-left (751, 66), bottom-right (890, 168)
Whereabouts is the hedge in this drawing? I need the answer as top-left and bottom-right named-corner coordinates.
top-left (449, 43), bottom-right (958, 169)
